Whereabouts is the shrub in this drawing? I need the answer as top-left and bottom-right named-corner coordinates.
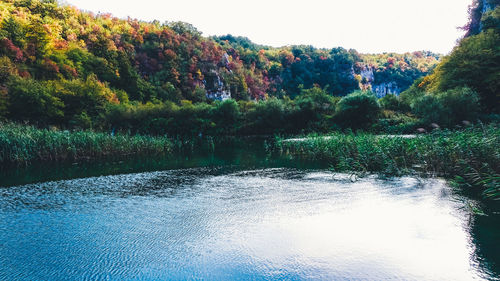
top-left (47, 75), bottom-right (119, 126)
top-left (211, 99), bottom-right (241, 134)
top-left (69, 111), bottom-right (92, 129)
top-left (436, 87), bottom-right (480, 125)
top-left (7, 76), bottom-right (64, 124)
top-left (243, 98), bottom-right (287, 135)
top-left (411, 95), bottom-right (445, 125)
top-left (293, 86), bottom-right (338, 132)
top-left (336, 91), bottom-right (380, 129)
top-left (411, 87), bottom-right (481, 127)
top-left (379, 94), bottom-right (401, 111)
top-left (423, 29), bottom-right (500, 112)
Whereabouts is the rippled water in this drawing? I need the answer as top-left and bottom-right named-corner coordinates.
top-left (1, 167), bottom-right (498, 280)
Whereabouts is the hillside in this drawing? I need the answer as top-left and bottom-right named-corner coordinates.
top-left (0, 0), bottom-right (439, 128)
top-left (411, 0), bottom-right (499, 112)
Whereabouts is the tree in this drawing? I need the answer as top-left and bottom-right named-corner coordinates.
top-left (7, 77), bottom-right (64, 124)
top-left (167, 21), bottom-right (201, 37)
top-left (47, 74), bottom-right (119, 125)
top-left (1, 17), bottom-right (25, 48)
top-left (292, 86), bottom-right (338, 131)
top-left (436, 87), bottom-right (481, 126)
top-left (411, 95), bottom-right (445, 125)
top-left (211, 99), bottom-right (240, 134)
top-left (336, 91), bottom-right (381, 129)
top-left (25, 20), bottom-right (50, 61)
top-left (426, 29), bottom-right (499, 112)
top-left (379, 94), bottom-right (401, 111)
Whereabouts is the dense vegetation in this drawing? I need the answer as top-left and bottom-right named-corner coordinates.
top-left (0, 122), bottom-right (172, 164)
top-left (412, 0), bottom-right (500, 112)
top-left (0, 0), bottom-right (442, 134)
top-left (275, 125), bottom-right (500, 199)
top-left (366, 0), bottom-right (500, 133)
top-left (0, 0), bottom-right (498, 200)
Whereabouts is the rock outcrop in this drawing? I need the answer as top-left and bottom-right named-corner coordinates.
top-left (359, 66), bottom-right (401, 97)
top-left (204, 69), bottom-right (231, 101)
top-left (372, 82), bottom-right (401, 98)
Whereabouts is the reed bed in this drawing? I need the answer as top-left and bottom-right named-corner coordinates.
top-left (0, 123), bottom-right (173, 165)
top-left (275, 125), bottom-right (500, 199)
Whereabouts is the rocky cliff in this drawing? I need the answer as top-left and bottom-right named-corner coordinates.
top-left (468, 0), bottom-right (499, 36)
top-left (359, 67), bottom-right (401, 97)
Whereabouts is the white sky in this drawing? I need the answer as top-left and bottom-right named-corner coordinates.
top-left (62, 0), bottom-right (472, 54)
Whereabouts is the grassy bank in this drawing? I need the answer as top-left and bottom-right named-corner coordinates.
top-left (275, 125), bottom-right (500, 200)
top-left (2, 121), bottom-right (499, 200)
top-left (0, 123), bottom-right (173, 165)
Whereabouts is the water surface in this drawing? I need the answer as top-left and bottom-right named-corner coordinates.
top-left (1, 167), bottom-right (498, 280)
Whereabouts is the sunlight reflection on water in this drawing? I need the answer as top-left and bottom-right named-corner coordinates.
top-left (0, 168), bottom-right (493, 280)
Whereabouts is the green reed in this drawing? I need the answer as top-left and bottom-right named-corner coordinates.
top-left (0, 123), bottom-right (173, 165)
top-left (275, 125), bottom-right (500, 199)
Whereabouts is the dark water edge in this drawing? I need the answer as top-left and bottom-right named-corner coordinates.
top-left (0, 137), bottom-right (322, 187)
top-left (0, 137), bottom-right (499, 280)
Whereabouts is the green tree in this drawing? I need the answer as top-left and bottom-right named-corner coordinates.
top-left (25, 20), bottom-right (50, 61)
top-left (425, 29), bottom-right (500, 112)
top-left (436, 87), bottom-right (481, 126)
top-left (293, 86), bottom-right (338, 131)
top-left (411, 95), bottom-right (443, 125)
top-left (211, 99), bottom-right (240, 134)
top-left (7, 77), bottom-right (64, 124)
top-left (48, 75), bottom-right (118, 125)
top-left (379, 94), bottom-right (402, 111)
top-left (1, 17), bottom-right (25, 48)
top-left (336, 91), bottom-right (381, 129)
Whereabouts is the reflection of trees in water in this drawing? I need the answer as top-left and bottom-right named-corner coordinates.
top-left (0, 138), bottom-right (267, 188)
top-left (470, 211), bottom-right (500, 279)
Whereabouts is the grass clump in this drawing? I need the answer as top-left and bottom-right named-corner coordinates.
top-left (275, 125), bottom-right (500, 199)
top-left (0, 123), bottom-right (173, 165)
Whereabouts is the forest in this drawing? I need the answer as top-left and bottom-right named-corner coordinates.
top-left (0, 0), bottom-right (496, 141)
top-left (0, 0), bottom-right (467, 136)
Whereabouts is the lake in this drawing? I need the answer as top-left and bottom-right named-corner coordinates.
top-left (0, 140), bottom-right (499, 280)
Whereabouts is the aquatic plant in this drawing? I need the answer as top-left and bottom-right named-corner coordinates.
top-left (0, 123), bottom-right (173, 165)
top-left (274, 125), bottom-right (500, 199)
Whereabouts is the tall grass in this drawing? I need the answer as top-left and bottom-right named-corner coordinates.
top-left (275, 125), bottom-right (500, 199)
top-left (0, 123), bottom-right (173, 165)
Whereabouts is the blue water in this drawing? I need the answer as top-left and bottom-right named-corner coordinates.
top-left (1, 167), bottom-right (498, 280)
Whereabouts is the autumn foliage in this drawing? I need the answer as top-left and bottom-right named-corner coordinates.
top-left (0, 0), bottom-right (440, 130)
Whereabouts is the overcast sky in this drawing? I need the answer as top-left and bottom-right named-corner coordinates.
top-left (62, 0), bottom-right (472, 54)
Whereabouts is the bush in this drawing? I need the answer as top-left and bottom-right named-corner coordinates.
top-left (423, 29), bottom-right (500, 112)
top-left (211, 99), bottom-right (241, 134)
top-left (399, 78), bottom-right (426, 110)
top-left (47, 75), bottom-right (119, 126)
top-left (372, 111), bottom-right (420, 134)
top-left (7, 76), bottom-right (64, 124)
top-left (0, 87), bottom-right (7, 120)
top-left (436, 87), bottom-right (480, 125)
top-left (293, 87), bottom-right (338, 132)
top-left (243, 98), bottom-right (287, 135)
top-left (336, 91), bottom-right (381, 129)
top-left (411, 87), bottom-right (480, 127)
top-left (379, 94), bottom-right (401, 111)
top-left (69, 111), bottom-right (92, 129)
top-left (411, 95), bottom-right (445, 125)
